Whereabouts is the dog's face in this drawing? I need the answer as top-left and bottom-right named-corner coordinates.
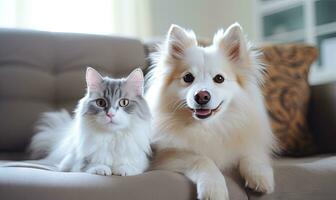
top-left (156, 23), bottom-right (253, 122)
top-left (177, 44), bottom-right (241, 120)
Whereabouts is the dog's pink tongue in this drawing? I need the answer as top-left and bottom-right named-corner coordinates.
top-left (195, 109), bottom-right (211, 116)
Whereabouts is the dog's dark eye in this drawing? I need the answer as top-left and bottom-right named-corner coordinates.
top-left (96, 98), bottom-right (107, 107)
top-left (213, 74), bottom-right (225, 83)
top-left (119, 98), bottom-right (129, 107)
top-left (183, 73), bottom-right (195, 83)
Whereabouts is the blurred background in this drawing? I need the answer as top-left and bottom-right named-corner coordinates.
top-left (0, 0), bottom-right (335, 84)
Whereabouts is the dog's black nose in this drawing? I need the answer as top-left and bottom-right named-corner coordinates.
top-left (194, 90), bottom-right (211, 105)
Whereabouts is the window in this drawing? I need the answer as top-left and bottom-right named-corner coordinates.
top-left (0, 0), bottom-right (151, 37)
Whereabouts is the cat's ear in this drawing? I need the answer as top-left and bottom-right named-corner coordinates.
top-left (166, 24), bottom-right (197, 60)
top-left (86, 67), bottom-right (103, 92)
top-left (213, 23), bottom-right (248, 64)
top-left (125, 68), bottom-right (144, 96)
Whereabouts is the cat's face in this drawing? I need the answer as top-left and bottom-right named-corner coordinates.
top-left (79, 67), bottom-right (149, 132)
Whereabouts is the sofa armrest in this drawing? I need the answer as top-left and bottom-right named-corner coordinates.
top-left (308, 81), bottom-right (336, 153)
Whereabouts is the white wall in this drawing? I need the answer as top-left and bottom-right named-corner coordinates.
top-left (148, 0), bottom-right (256, 41)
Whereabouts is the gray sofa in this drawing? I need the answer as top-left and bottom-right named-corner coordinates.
top-left (0, 29), bottom-right (335, 200)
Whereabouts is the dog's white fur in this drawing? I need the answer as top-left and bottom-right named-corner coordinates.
top-left (146, 23), bottom-right (276, 199)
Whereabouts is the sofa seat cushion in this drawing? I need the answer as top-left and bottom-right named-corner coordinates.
top-left (249, 155), bottom-right (336, 200)
top-left (0, 169), bottom-right (195, 200)
top-left (0, 167), bottom-right (248, 200)
top-left (1, 155), bottom-right (335, 200)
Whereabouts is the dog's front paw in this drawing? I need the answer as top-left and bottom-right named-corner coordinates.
top-left (112, 165), bottom-right (141, 176)
top-left (197, 179), bottom-right (229, 200)
top-left (243, 166), bottom-right (274, 194)
top-left (86, 164), bottom-right (112, 176)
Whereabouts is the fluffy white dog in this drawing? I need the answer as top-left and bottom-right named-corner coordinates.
top-left (146, 23), bottom-right (276, 200)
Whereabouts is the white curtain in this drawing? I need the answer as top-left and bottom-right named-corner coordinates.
top-left (0, 0), bottom-right (152, 38)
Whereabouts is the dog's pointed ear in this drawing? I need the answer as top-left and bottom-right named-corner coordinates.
top-left (86, 67), bottom-right (103, 92)
top-left (166, 24), bottom-right (197, 60)
top-left (213, 23), bottom-right (248, 64)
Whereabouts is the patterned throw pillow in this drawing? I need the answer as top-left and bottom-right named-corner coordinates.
top-left (261, 44), bottom-right (318, 156)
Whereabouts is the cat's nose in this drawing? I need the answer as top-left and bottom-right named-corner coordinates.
top-left (107, 112), bottom-right (114, 118)
top-left (194, 90), bottom-right (211, 105)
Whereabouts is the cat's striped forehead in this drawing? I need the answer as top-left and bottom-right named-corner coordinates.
top-left (102, 78), bottom-right (124, 103)
top-left (88, 78), bottom-right (126, 106)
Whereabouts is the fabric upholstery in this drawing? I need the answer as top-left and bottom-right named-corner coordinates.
top-left (308, 82), bottom-right (336, 153)
top-left (261, 44), bottom-right (318, 156)
top-left (0, 152), bottom-right (29, 161)
top-left (1, 155), bottom-right (335, 200)
top-left (0, 169), bottom-right (196, 200)
top-left (0, 156), bottom-right (248, 200)
top-left (249, 155), bottom-right (336, 200)
top-left (0, 167), bottom-right (248, 200)
top-left (0, 28), bottom-right (147, 151)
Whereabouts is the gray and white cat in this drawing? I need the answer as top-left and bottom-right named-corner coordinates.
top-left (29, 67), bottom-right (151, 176)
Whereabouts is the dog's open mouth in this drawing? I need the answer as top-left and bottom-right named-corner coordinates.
top-left (190, 101), bottom-right (223, 120)
top-left (193, 109), bottom-right (212, 119)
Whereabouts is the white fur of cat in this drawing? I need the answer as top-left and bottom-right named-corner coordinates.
top-left (29, 68), bottom-right (152, 176)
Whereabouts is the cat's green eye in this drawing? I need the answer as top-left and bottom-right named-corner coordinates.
top-left (96, 98), bottom-right (107, 107)
top-left (119, 98), bottom-right (129, 107)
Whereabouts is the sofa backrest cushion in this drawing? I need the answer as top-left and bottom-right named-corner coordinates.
top-left (0, 28), bottom-right (147, 151)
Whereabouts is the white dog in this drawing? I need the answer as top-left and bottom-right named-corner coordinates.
top-left (146, 23), bottom-right (276, 200)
